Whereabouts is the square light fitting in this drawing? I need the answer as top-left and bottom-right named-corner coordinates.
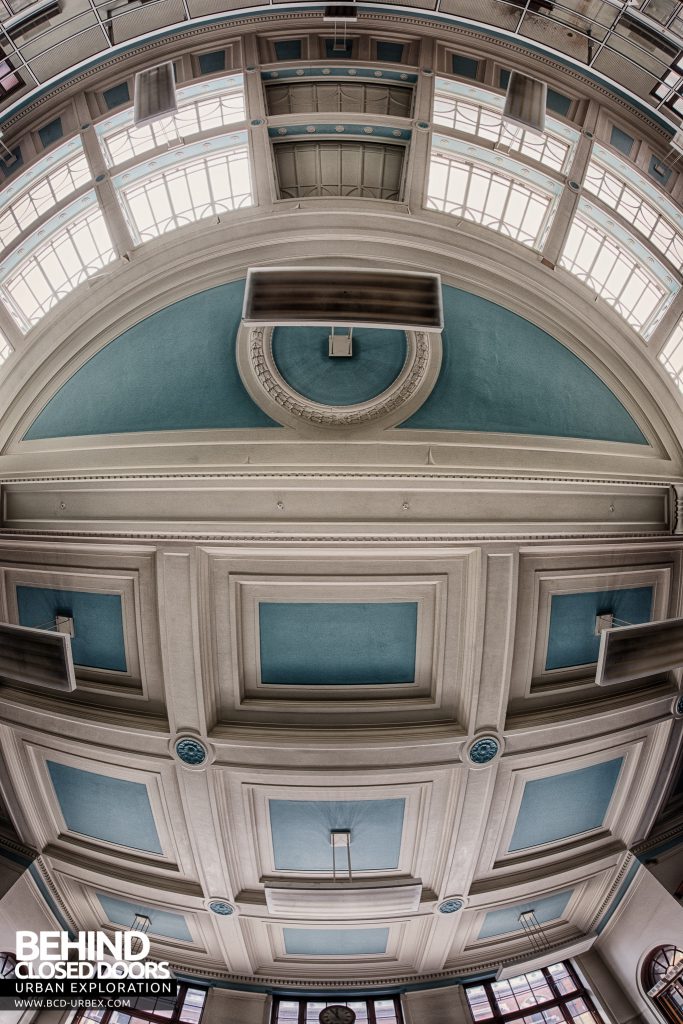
top-left (329, 331), bottom-right (353, 357)
top-left (55, 615), bottom-right (75, 637)
top-left (330, 829), bottom-right (351, 847)
top-left (594, 613), bottom-right (614, 635)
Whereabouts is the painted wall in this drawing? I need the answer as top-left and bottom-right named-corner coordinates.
top-left (201, 988), bottom-right (269, 1024)
top-left (594, 868), bottom-right (683, 1024)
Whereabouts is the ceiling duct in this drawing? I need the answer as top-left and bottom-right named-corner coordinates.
top-left (3, 0), bottom-right (60, 37)
top-left (133, 61), bottom-right (177, 127)
top-left (0, 622), bottom-right (76, 693)
top-left (323, 5), bottom-right (358, 20)
top-left (242, 267), bottom-right (443, 331)
top-left (503, 71), bottom-right (547, 136)
top-left (265, 877), bottom-right (423, 918)
top-left (595, 616), bottom-right (683, 686)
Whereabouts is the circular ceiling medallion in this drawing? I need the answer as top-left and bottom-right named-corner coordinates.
top-left (173, 736), bottom-right (210, 767)
top-left (466, 734), bottom-right (503, 767)
top-left (237, 325), bottom-right (442, 435)
top-left (437, 896), bottom-right (465, 914)
top-left (208, 900), bottom-right (235, 916)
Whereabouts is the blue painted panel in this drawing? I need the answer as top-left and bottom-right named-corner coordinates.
top-left (38, 118), bottom-right (64, 148)
top-left (259, 602), bottom-right (417, 685)
top-left (452, 55), bottom-right (479, 79)
top-left (274, 40), bottom-right (302, 60)
top-left (509, 757), bottom-right (624, 851)
top-left (16, 585), bottom-right (127, 672)
top-left (24, 281), bottom-right (279, 439)
top-left (545, 586), bottom-right (653, 670)
top-left (324, 39), bottom-right (354, 58)
top-left (546, 89), bottom-right (572, 116)
top-left (377, 42), bottom-right (404, 62)
top-left (47, 761), bottom-right (162, 854)
top-left (610, 125), bottom-right (634, 157)
top-left (97, 893), bottom-right (192, 941)
top-left (400, 287), bottom-right (647, 444)
top-left (479, 890), bottom-right (573, 939)
top-left (102, 82), bottom-right (130, 109)
top-left (283, 928), bottom-right (389, 956)
top-left (269, 798), bottom-right (405, 871)
top-left (271, 327), bottom-right (406, 406)
top-left (198, 50), bottom-right (226, 74)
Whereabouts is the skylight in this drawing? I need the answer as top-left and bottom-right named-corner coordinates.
top-left (433, 94), bottom-right (571, 173)
top-left (99, 78), bottom-right (246, 167)
top-left (426, 150), bottom-right (555, 248)
top-left (659, 318), bottom-right (683, 394)
top-left (584, 155), bottom-right (683, 271)
top-left (560, 213), bottom-right (668, 335)
top-left (0, 145), bottom-right (91, 252)
top-left (117, 147), bottom-right (252, 242)
top-left (0, 203), bottom-right (115, 331)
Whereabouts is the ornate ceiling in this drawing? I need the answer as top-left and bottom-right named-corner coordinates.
top-left (0, 0), bottom-right (681, 1002)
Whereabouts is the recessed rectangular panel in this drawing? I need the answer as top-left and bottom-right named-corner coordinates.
top-left (259, 601), bottom-right (417, 685)
top-left (0, 622), bottom-right (75, 692)
top-left (479, 890), bottom-right (573, 940)
top-left (596, 615), bottom-right (683, 685)
top-left (242, 267), bottom-right (443, 330)
top-left (269, 798), bottom-right (405, 871)
top-left (546, 587), bottom-right (653, 670)
top-left (283, 927), bottom-right (389, 955)
top-left (47, 761), bottom-right (162, 854)
top-left (97, 893), bottom-right (191, 941)
top-left (508, 758), bottom-right (623, 851)
top-left (16, 586), bottom-right (126, 672)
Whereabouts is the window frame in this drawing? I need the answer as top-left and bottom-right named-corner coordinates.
top-left (464, 961), bottom-right (603, 1024)
top-left (270, 994), bottom-right (404, 1024)
top-left (74, 982), bottom-right (207, 1024)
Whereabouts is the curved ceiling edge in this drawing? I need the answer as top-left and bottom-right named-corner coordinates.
top-left (0, 218), bottom-right (679, 474)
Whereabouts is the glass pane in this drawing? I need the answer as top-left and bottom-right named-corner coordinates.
top-left (466, 985), bottom-right (494, 1020)
top-left (548, 962), bottom-right (577, 995)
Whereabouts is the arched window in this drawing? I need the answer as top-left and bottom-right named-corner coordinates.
top-left (0, 952), bottom-right (16, 978)
top-left (643, 946), bottom-right (683, 1023)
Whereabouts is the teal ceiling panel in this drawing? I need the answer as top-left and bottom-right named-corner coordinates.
top-left (508, 757), bottom-right (624, 851)
top-left (47, 761), bottom-right (162, 854)
top-left (400, 287), bottom-right (647, 444)
top-left (24, 281), bottom-right (279, 439)
top-left (545, 586), bottom-right (653, 670)
top-left (283, 928), bottom-right (389, 956)
top-left (97, 893), bottom-right (191, 941)
top-left (271, 327), bottom-right (407, 406)
top-left (479, 890), bottom-right (573, 939)
top-left (269, 798), bottom-right (405, 871)
top-left (16, 585), bottom-right (126, 672)
top-left (259, 601), bottom-right (417, 685)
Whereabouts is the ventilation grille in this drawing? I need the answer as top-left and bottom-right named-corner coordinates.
top-left (3, 0), bottom-right (60, 37)
top-left (133, 61), bottom-right (177, 127)
top-left (504, 71), bottom-right (547, 135)
top-left (596, 616), bottom-right (683, 686)
top-left (0, 622), bottom-right (76, 693)
top-left (242, 267), bottom-right (443, 330)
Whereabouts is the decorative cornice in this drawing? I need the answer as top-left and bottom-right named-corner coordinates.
top-left (0, 528), bottom-right (674, 542)
top-left (588, 852), bottom-right (636, 931)
top-left (237, 326), bottom-right (440, 432)
top-left (168, 934), bottom-right (576, 992)
top-left (0, 472), bottom-right (678, 485)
